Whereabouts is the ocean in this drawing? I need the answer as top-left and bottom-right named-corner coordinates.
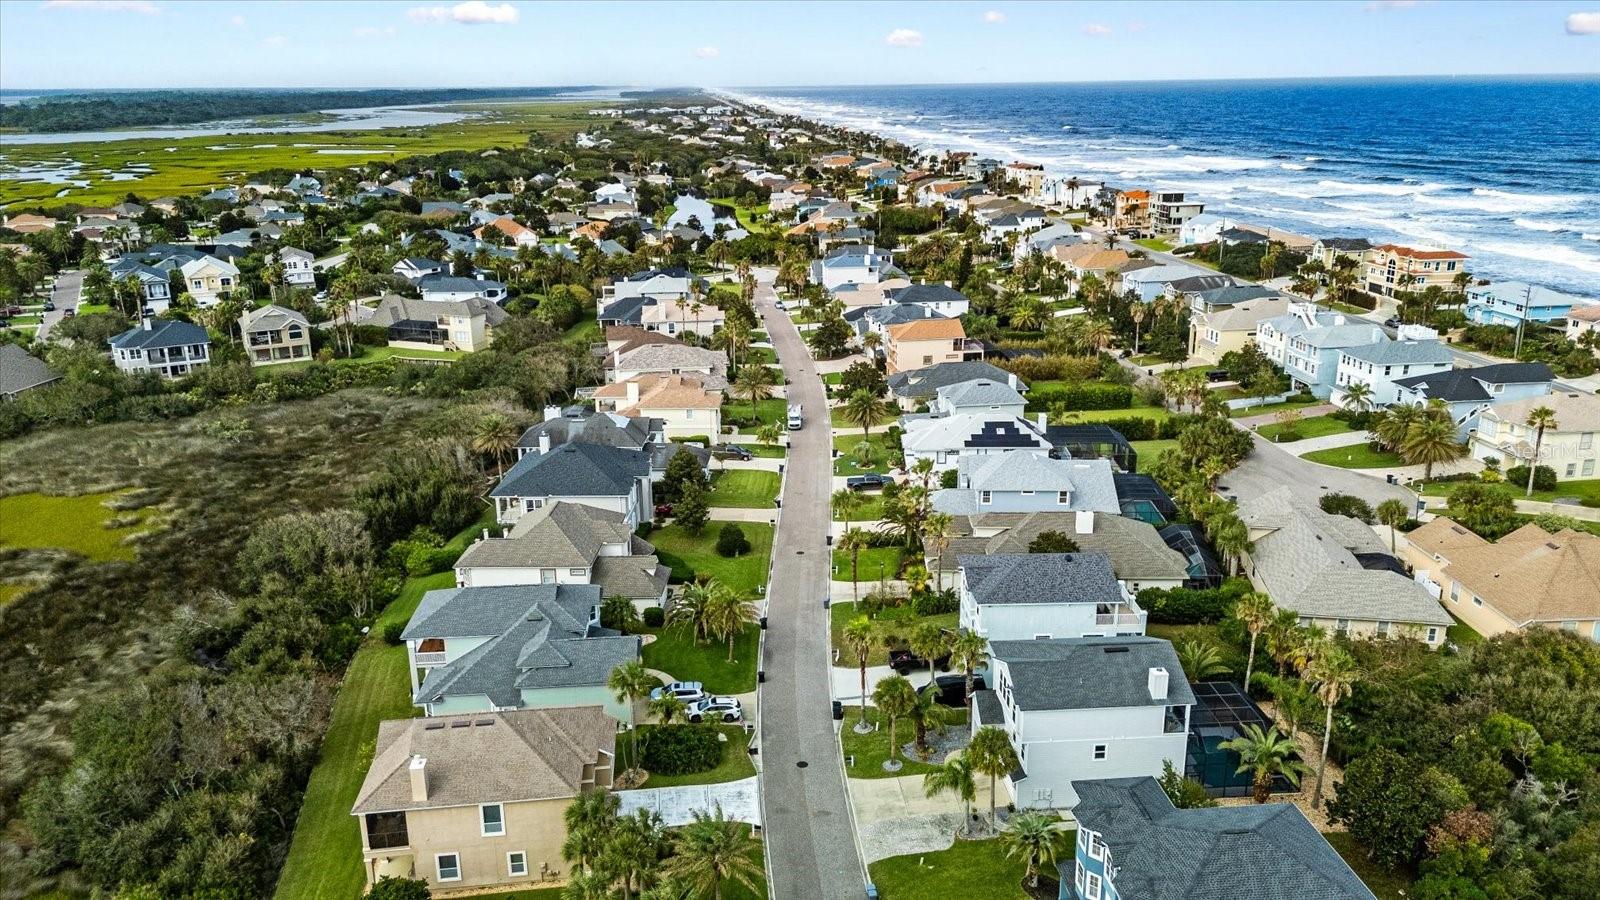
top-left (728, 77), bottom-right (1600, 297)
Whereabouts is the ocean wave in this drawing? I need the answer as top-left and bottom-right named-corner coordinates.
top-left (1475, 241), bottom-right (1600, 275)
top-left (1514, 218), bottom-right (1567, 233)
top-left (1416, 188), bottom-right (1582, 214)
top-left (1472, 187), bottom-right (1579, 209)
top-left (1279, 163), bottom-right (1309, 171)
top-left (1315, 179), bottom-right (1444, 197)
top-left (1584, 234), bottom-right (1600, 243)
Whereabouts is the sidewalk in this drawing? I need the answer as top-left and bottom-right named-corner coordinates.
top-left (1281, 430), bottom-right (1370, 456)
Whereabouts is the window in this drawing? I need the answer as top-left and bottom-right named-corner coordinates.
top-left (1426, 627), bottom-right (1439, 643)
top-left (1034, 788), bottom-right (1053, 802)
top-left (1033, 633), bottom-right (1052, 640)
top-left (1567, 463), bottom-right (1578, 478)
top-left (1089, 833), bottom-right (1107, 859)
top-left (922, 355), bottom-right (933, 366)
top-left (1092, 744), bottom-right (1107, 760)
top-left (1563, 621), bottom-right (1578, 632)
top-left (540, 568), bottom-right (557, 584)
top-left (569, 568), bottom-right (586, 577)
top-left (1450, 582), bottom-right (1460, 602)
top-left (1473, 596), bottom-right (1483, 607)
top-left (1086, 872), bottom-right (1103, 899)
top-left (436, 853), bottom-right (462, 882)
top-left (979, 490), bottom-right (992, 505)
top-left (1376, 621), bottom-right (1391, 638)
top-left (1335, 619), bottom-right (1350, 634)
top-left (1583, 432), bottom-right (1596, 451)
top-left (1058, 490), bottom-right (1070, 504)
top-left (481, 803), bottom-right (505, 836)
top-left (1586, 460), bottom-right (1596, 477)
top-left (508, 851), bottom-right (528, 876)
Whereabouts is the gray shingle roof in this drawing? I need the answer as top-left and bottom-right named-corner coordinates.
top-left (239, 304), bottom-right (307, 333)
top-left (989, 636), bottom-right (1194, 711)
top-left (1065, 776), bottom-right (1377, 900)
top-left (1340, 339), bottom-right (1452, 366)
top-left (937, 379), bottom-right (1026, 410)
top-left (109, 317), bottom-right (210, 351)
top-left (418, 273), bottom-right (505, 294)
top-left (0, 344), bottom-right (60, 397)
top-left (457, 501), bottom-right (634, 569)
top-left (889, 361), bottom-right (1021, 398)
top-left (940, 511), bottom-right (1189, 582)
top-left (366, 293), bottom-right (509, 327)
top-left (1393, 363), bottom-right (1553, 402)
top-left (931, 454), bottom-right (1120, 516)
top-left (516, 409), bottom-right (656, 453)
top-left (960, 553), bottom-right (1124, 607)
top-left (491, 442), bottom-right (650, 500)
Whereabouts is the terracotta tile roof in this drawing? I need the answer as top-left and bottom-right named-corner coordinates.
top-left (475, 218), bottom-right (537, 241)
top-left (1371, 243), bottom-right (1469, 260)
top-left (1121, 189), bottom-right (1150, 200)
top-left (1567, 305), bottom-right (1600, 323)
top-left (597, 373), bottom-right (722, 412)
top-left (890, 318), bottom-right (967, 342)
top-left (1418, 517), bottom-right (1600, 624)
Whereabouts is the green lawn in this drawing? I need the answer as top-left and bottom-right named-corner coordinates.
top-left (648, 521), bottom-right (774, 596)
top-left (640, 624), bottom-right (759, 694)
top-left (841, 706), bottom-right (970, 780)
top-left (562, 313), bottom-right (601, 345)
top-left (1419, 477), bottom-right (1600, 507)
top-left (746, 346), bottom-right (778, 365)
top-left (0, 491), bottom-right (154, 562)
top-left (1135, 237), bottom-right (1175, 252)
top-left (823, 371), bottom-right (845, 385)
top-left (833, 433), bottom-right (898, 476)
top-left (1322, 832), bottom-right (1414, 900)
top-left (616, 723), bottom-right (755, 786)
top-left (710, 197), bottom-right (776, 236)
top-left (831, 545), bottom-right (903, 583)
top-left (1230, 396), bottom-right (1323, 418)
top-left (829, 600), bottom-right (958, 668)
top-left (834, 492), bottom-right (886, 522)
top-left (272, 570), bottom-right (454, 900)
top-left (274, 515), bottom-right (493, 900)
top-left (831, 405), bottom-right (899, 429)
top-left (1048, 401), bottom-right (1170, 424)
top-left (747, 442), bottom-right (788, 459)
top-left (0, 582), bottom-right (31, 607)
top-left (722, 397), bottom-right (789, 427)
top-left (1129, 438), bottom-right (1179, 463)
top-left (869, 836), bottom-right (1050, 900)
top-left (1257, 413), bottom-right (1357, 443)
top-left (1301, 443), bottom-right (1406, 469)
top-left (707, 469), bottom-right (781, 509)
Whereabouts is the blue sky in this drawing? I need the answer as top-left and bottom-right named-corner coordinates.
top-left (2, 0), bottom-right (1597, 90)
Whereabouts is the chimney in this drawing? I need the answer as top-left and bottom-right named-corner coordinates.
top-left (1148, 667), bottom-right (1169, 701)
top-left (544, 403), bottom-right (563, 421)
top-left (408, 755), bottom-right (428, 802)
top-left (1075, 510), bottom-right (1094, 535)
top-left (538, 432), bottom-right (551, 454)
top-left (141, 314), bottom-right (153, 331)
top-left (1035, 412), bottom-right (1047, 431)
top-left (626, 380), bottom-right (641, 403)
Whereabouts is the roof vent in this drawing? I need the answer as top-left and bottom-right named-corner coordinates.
top-left (1104, 646), bottom-right (1131, 654)
top-left (424, 721), bottom-right (446, 730)
top-left (475, 718), bottom-right (495, 726)
top-left (450, 720), bottom-right (471, 728)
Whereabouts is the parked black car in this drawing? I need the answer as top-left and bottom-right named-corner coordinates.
top-left (1383, 317), bottom-right (1402, 328)
top-left (1205, 369), bottom-right (1230, 383)
top-left (846, 473), bottom-right (890, 491)
top-left (714, 444), bottom-right (753, 461)
top-left (932, 673), bottom-right (988, 707)
top-left (889, 648), bottom-right (952, 676)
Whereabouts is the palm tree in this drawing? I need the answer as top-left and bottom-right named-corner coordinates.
top-left (967, 725), bottom-right (1021, 831)
top-left (843, 388), bottom-right (887, 440)
top-left (564, 869), bottom-right (612, 900)
top-left (872, 675), bottom-right (919, 770)
top-left (1234, 592), bottom-right (1275, 687)
top-left (948, 629), bottom-right (987, 709)
top-left (1129, 302), bottom-right (1148, 355)
top-left (606, 809), bottom-right (668, 900)
top-left (908, 621), bottom-right (949, 687)
top-left (608, 661), bottom-right (661, 777)
top-left (734, 363), bottom-right (773, 422)
top-left (1263, 609), bottom-right (1303, 677)
top-left (907, 684), bottom-right (952, 755)
top-left (838, 528), bottom-right (869, 600)
top-left (755, 421), bottom-right (781, 449)
top-left (921, 512), bottom-right (956, 591)
top-left (922, 754), bottom-right (979, 836)
top-left (1401, 416), bottom-right (1465, 484)
top-left (842, 615), bottom-right (876, 729)
top-left (562, 789), bottom-right (620, 871)
top-left (1207, 513), bottom-right (1252, 576)
top-left (832, 487), bottom-right (865, 532)
top-left (1176, 637), bottom-right (1232, 681)
top-left (704, 587), bottom-right (758, 663)
top-left (1375, 499), bottom-right (1410, 553)
top-left (602, 594), bottom-right (642, 634)
top-left (664, 807), bottom-right (764, 900)
top-left (1010, 295), bottom-right (1048, 331)
top-left (1523, 406), bottom-right (1558, 497)
top-left (1305, 646), bottom-right (1360, 809)
top-left (861, 330), bottom-right (882, 356)
top-left (1340, 382), bottom-right (1374, 414)
top-left (669, 580), bottom-right (716, 644)
top-left (649, 692), bottom-right (687, 727)
top-left (1002, 811), bottom-right (1069, 889)
top-left (1220, 724), bottom-right (1309, 804)
top-left (1372, 402), bottom-right (1421, 451)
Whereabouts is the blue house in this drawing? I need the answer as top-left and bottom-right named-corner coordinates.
top-left (1466, 281), bottom-right (1589, 327)
top-left (1061, 777), bottom-right (1375, 900)
top-left (1393, 362), bottom-right (1554, 439)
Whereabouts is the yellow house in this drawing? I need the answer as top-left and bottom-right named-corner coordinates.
top-left (1403, 517), bottom-right (1600, 643)
top-left (352, 707), bottom-right (616, 893)
top-left (886, 318), bottom-right (980, 375)
top-left (1362, 244), bottom-right (1469, 298)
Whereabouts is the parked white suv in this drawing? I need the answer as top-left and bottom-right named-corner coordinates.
top-left (686, 696), bottom-right (743, 723)
top-left (650, 680), bottom-right (706, 703)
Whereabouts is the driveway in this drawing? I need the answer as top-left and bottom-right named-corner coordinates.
top-left (848, 774), bottom-right (996, 863)
top-left (1221, 433), bottom-right (1417, 511)
top-left (35, 269), bottom-right (83, 342)
top-left (754, 273), bottom-right (868, 899)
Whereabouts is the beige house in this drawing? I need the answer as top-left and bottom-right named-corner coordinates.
top-left (239, 304), bottom-right (311, 366)
top-left (593, 373), bottom-right (722, 440)
top-left (1362, 244), bottom-right (1469, 298)
top-left (179, 254), bottom-right (241, 308)
top-left (1566, 305), bottom-right (1600, 353)
top-left (363, 294), bottom-right (508, 353)
top-left (1188, 296), bottom-right (1292, 364)
top-left (1404, 518), bottom-right (1600, 643)
top-left (640, 296), bottom-right (726, 338)
top-left (1469, 392), bottom-right (1600, 481)
top-left (886, 318), bottom-right (980, 375)
top-left (352, 707), bottom-right (616, 893)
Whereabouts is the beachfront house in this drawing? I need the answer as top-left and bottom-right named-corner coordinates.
top-left (1362, 244), bottom-right (1469, 299)
top-left (1465, 281), bottom-right (1593, 327)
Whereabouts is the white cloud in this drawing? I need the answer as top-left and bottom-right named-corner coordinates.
top-left (261, 34), bottom-right (287, 48)
top-left (1567, 11), bottom-right (1600, 34)
top-left (884, 28), bottom-right (924, 47)
top-left (693, 46), bottom-right (720, 59)
top-left (229, 13), bottom-right (245, 27)
top-left (355, 25), bottom-right (399, 38)
top-left (1082, 22), bottom-right (1112, 35)
top-left (407, 1), bottom-right (519, 25)
top-left (42, 0), bottom-right (159, 13)
top-left (983, 10), bottom-right (1005, 24)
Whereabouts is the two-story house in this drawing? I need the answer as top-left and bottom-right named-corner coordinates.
top-left (809, 245), bottom-right (902, 291)
top-left (351, 707), bottom-right (615, 892)
top-left (884, 283), bottom-right (972, 318)
top-left (957, 552), bottom-right (1146, 641)
top-left (902, 415), bottom-right (1054, 474)
top-left (638, 296), bottom-right (726, 338)
top-left (1469, 392), bottom-right (1600, 480)
top-left (401, 583), bottom-right (640, 719)
top-left (590, 373), bottom-right (722, 441)
top-left (930, 451), bottom-right (1121, 514)
top-left (925, 378), bottom-right (1028, 419)
top-left (937, 511), bottom-right (1190, 594)
top-left (419, 274), bottom-right (507, 305)
top-left (1258, 303), bottom-right (1387, 398)
top-left (109, 317), bottom-right (211, 379)
top-left (1392, 362), bottom-right (1553, 439)
top-left (1117, 264), bottom-right (1216, 303)
top-left (607, 342), bottom-right (728, 388)
top-left (1465, 281), bottom-right (1593, 327)
top-left (515, 404), bottom-right (710, 482)
top-left (1187, 295), bottom-right (1292, 365)
top-left (972, 636), bottom-right (1193, 810)
top-left (1330, 333), bottom-right (1452, 408)
top-left (394, 257), bottom-right (449, 284)
top-left (490, 442), bottom-right (654, 528)
top-left (365, 294), bottom-right (508, 352)
top-left (885, 317), bottom-right (982, 375)
top-left (109, 263), bottom-right (175, 314)
top-left (1062, 776), bottom-right (1375, 900)
top-left (275, 246), bottom-right (317, 288)
top-left (178, 254), bottom-right (240, 308)
top-left (239, 304), bottom-right (311, 366)
top-left (1362, 243), bottom-right (1469, 299)
top-left (454, 501), bottom-right (671, 612)
top-left (889, 361), bottom-right (1024, 407)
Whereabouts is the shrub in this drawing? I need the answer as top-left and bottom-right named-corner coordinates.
top-left (1137, 580), bottom-right (1252, 625)
top-left (940, 469), bottom-right (958, 489)
top-left (641, 725), bottom-right (723, 775)
top-left (1505, 465), bottom-right (1557, 492)
top-left (368, 876), bottom-right (432, 900)
top-left (642, 606), bottom-right (665, 628)
top-left (382, 620), bottom-right (407, 645)
top-left (716, 522), bottom-right (751, 557)
top-left (1027, 382), bottom-right (1132, 412)
top-left (1319, 492), bottom-right (1375, 524)
top-left (911, 589), bottom-right (959, 617)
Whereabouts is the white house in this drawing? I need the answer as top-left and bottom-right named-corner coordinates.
top-left (974, 636), bottom-right (1194, 810)
top-left (809, 245), bottom-right (901, 291)
top-left (957, 551), bottom-right (1146, 641)
top-left (417, 274), bottom-right (506, 304)
top-left (927, 378), bottom-right (1027, 419)
top-left (930, 451), bottom-right (1121, 515)
top-left (591, 374), bottom-right (723, 442)
top-left (1330, 334), bottom-right (1453, 408)
top-left (109, 317), bottom-right (211, 379)
top-left (276, 246), bottom-right (317, 287)
top-left (489, 443), bottom-right (654, 528)
top-left (884, 283), bottom-right (971, 318)
top-left (901, 414), bottom-right (1053, 473)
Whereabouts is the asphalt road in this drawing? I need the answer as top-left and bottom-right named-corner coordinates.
top-left (1220, 432), bottom-right (1418, 512)
top-left (35, 269), bottom-right (83, 342)
top-left (754, 274), bottom-right (867, 899)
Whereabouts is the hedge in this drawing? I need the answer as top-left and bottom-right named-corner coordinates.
top-left (1027, 383), bottom-right (1132, 412)
top-left (642, 725), bottom-right (723, 775)
top-left (1137, 579), bottom-right (1253, 625)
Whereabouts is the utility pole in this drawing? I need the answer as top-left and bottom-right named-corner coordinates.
top-left (1513, 284), bottom-right (1530, 359)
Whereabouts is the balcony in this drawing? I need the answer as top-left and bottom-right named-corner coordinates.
top-left (414, 651), bottom-right (447, 666)
top-left (1095, 605), bottom-right (1146, 629)
top-left (364, 812), bottom-right (409, 851)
